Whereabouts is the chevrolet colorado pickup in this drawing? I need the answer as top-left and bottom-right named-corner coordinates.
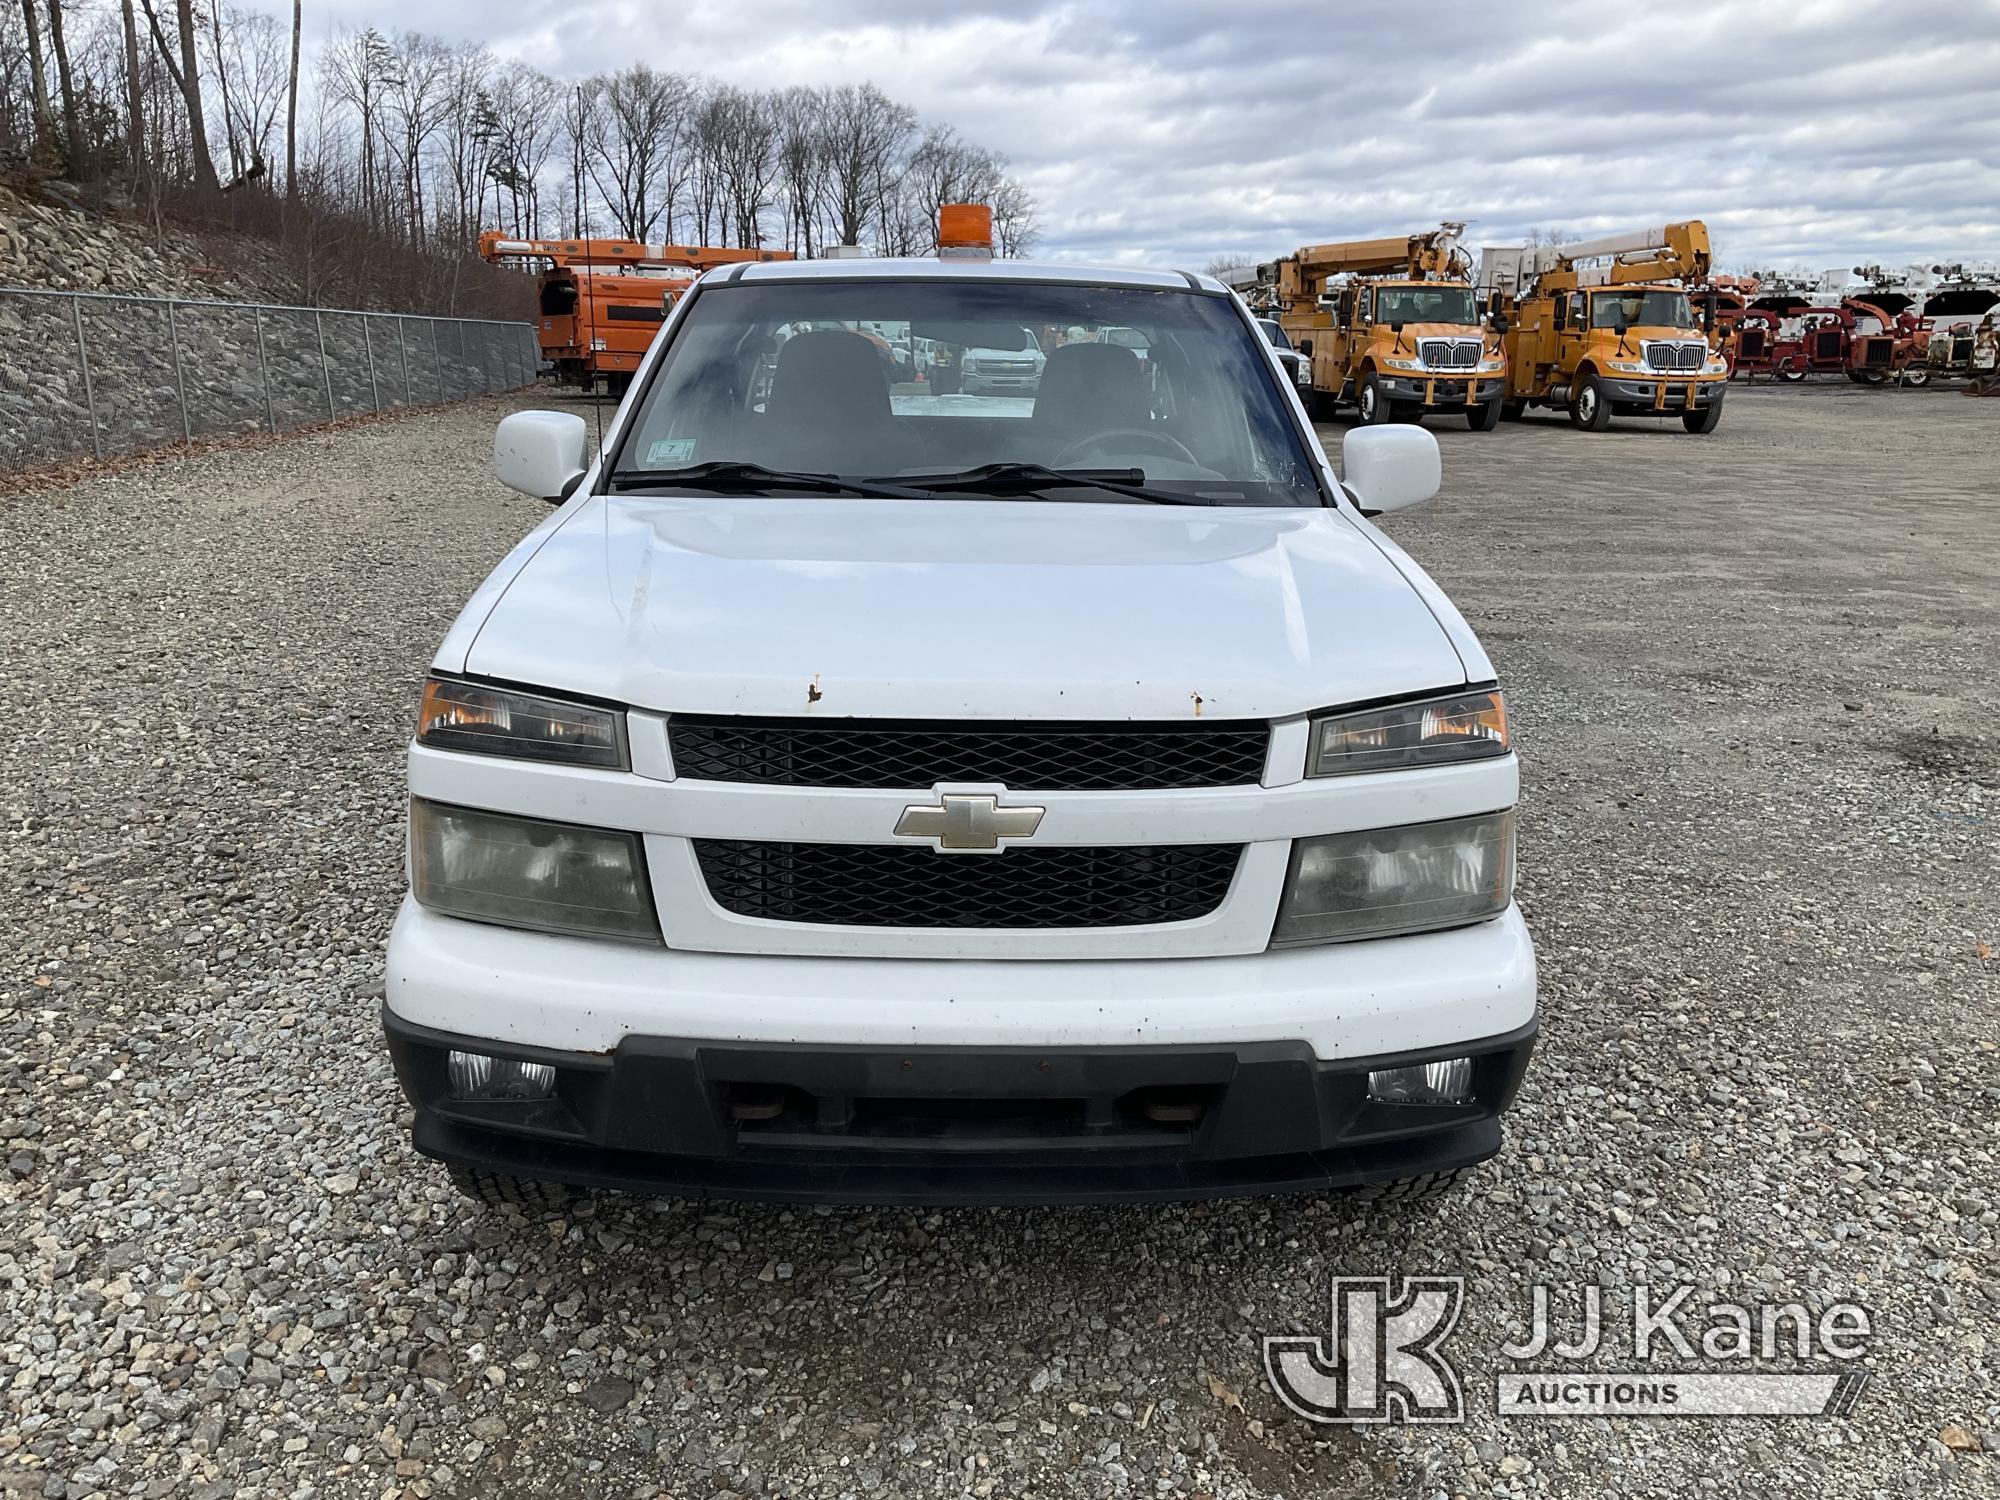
top-left (384, 253), bottom-right (1536, 1207)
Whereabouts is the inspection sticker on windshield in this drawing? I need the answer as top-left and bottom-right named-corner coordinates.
top-left (647, 438), bottom-right (697, 465)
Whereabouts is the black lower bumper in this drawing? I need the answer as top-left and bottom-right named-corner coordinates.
top-left (1376, 376), bottom-right (1505, 407)
top-left (385, 1009), bottom-right (1536, 1206)
top-left (1602, 377), bottom-right (1726, 410)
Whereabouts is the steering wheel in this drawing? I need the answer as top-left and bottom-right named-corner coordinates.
top-left (1051, 428), bottom-right (1200, 470)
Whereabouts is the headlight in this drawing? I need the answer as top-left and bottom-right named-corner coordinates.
top-left (962, 356), bottom-right (980, 373)
top-left (1273, 810), bottom-right (1514, 946)
top-left (410, 800), bottom-right (660, 943)
top-left (418, 678), bottom-right (625, 768)
top-left (1382, 358), bottom-right (1420, 371)
top-left (1308, 689), bottom-right (1508, 777)
top-left (1607, 360), bottom-right (1644, 373)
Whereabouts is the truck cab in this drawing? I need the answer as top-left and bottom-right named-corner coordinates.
top-left (384, 226), bottom-right (1536, 1209)
top-left (1290, 278), bottom-right (1506, 429)
top-left (1500, 282), bottom-right (1730, 432)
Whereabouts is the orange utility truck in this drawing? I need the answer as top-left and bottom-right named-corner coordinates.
top-left (479, 233), bottom-right (793, 392)
top-left (1255, 222), bottom-right (1509, 430)
top-left (1477, 221), bottom-right (1729, 433)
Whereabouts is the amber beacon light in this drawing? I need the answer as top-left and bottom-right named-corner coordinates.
top-left (938, 203), bottom-right (995, 261)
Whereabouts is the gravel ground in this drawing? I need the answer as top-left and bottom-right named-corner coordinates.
top-left (2, 383), bottom-right (1996, 1499)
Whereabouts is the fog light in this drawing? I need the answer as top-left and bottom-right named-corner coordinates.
top-left (447, 1049), bottom-right (556, 1102)
top-left (1367, 1056), bottom-right (1474, 1106)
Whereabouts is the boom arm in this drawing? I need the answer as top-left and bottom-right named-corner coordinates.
top-left (1263, 222), bottom-right (1471, 310)
top-left (1478, 221), bottom-right (1710, 296)
top-left (478, 232), bottom-right (786, 271)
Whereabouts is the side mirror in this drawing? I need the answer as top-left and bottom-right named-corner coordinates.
top-left (494, 410), bottom-right (590, 504)
top-left (1487, 290), bottom-right (1505, 318)
top-left (1615, 316), bottom-right (1631, 336)
top-left (1389, 319), bottom-right (1405, 334)
top-left (1490, 311), bottom-right (1510, 334)
top-left (1299, 338), bottom-right (1314, 357)
top-left (1552, 299), bottom-right (1567, 331)
top-left (1341, 425), bottom-right (1440, 516)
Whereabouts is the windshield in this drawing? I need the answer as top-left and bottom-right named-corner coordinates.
top-left (1592, 290), bottom-right (1694, 329)
top-left (1372, 286), bottom-right (1478, 326)
top-left (613, 280), bottom-right (1320, 506)
top-left (1257, 319), bottom-right (1293, 351)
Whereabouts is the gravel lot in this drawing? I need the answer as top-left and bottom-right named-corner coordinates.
top-left (3, 384), bottom-right (1996, 1499)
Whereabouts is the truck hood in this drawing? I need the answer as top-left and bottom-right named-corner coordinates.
top-left (461, 496), bottom-right (1468, 721)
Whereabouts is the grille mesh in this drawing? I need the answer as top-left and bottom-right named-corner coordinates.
top-left (694, 840), bottom-right (1242, 928)
top-left (1418, 338), bottom-right (1480, 370)
top-left (669, 717), bottom-right (1269, 791)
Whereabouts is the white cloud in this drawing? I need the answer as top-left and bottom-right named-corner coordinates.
top-left (260, 0), bottom-right (2000, 269)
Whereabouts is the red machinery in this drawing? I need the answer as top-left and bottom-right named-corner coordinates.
top-left (1732, 292), bottom-right (1830, 381)
top-left (1839, 294), bottom-right (1927, 385)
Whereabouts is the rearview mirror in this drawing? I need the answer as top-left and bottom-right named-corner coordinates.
top-left (494, 410), bottom-right (590, 504)
top-left (1341, 426), bottom-right (1440, 515)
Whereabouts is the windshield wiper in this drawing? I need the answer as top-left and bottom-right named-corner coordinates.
top-left (898, 463), bottom-right (1208, 506)
top-left (607, 461), bottom-right (934, 500)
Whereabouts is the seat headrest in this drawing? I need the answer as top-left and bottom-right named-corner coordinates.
top-left (770, 330), bottom-right (891, 422)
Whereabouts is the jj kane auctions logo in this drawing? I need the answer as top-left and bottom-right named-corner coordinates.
top-left (1264, 1277), bottom-right (1873, 1424)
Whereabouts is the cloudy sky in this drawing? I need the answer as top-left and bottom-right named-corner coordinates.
top-left (271, 0), bottom-right (2000, 274)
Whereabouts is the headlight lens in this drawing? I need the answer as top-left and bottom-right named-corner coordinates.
top-left (1309, 689), bottom-right (1508, 777)
top-left (1273, 810), bottom-right (1514, 946)
top-left (418, 677), bottom-right (625, 768)
top-left (410, 799), bottom-right (661, 943)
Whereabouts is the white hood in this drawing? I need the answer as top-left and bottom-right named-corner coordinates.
top-left (458, 496), bottom-right (1472, 721)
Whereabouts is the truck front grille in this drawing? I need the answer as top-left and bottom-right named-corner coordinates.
top-left (1643, 342), bottom-right (1704, 371)
top-left (693, 840), bottom-right (1241, 928)
top-left (1417, 338), bottom-right (1480, 370)
top-left (669, 717), bottom-right (1269, 790)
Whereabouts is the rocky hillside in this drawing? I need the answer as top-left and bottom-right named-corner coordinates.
top-left (0, 185), bottom-right (274, 301)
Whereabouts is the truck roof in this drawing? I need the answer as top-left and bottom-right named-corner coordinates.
top-left (717, 257), bottom-right (1230, 294)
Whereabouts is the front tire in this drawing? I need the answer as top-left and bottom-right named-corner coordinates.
top-left (1350, 1166), bottom-right (1475, 1206)
top-left (1776, 362), bottom-right (1805, 382)
top-left (1466, 399), bottom-right (1501, 431)
top-left (1681, 402), bottom-right (1722, 434)
top-left (1358, 373), bottom-right (1393, 425)
top-left (449, 1165), bottom-right (579, 1212)
top-left (1569, 372), bottom-right (1612, 431)
top-left (1902, 366), bottom-right (1931, 387)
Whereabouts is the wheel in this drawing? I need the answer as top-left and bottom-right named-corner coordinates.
top-left (1500, 399), bottom-right (1527, 422)
top-left (1775, 363), bottom-right (1805, 383)
top-left (449, 1164), bottom-right (578, 1211)
top-left (1568, 372), bottom-right (1612, 431)
top-left (1466, 399), bottom-right (1501, 431)
top-left (1846, 369), bottom-right (1885, 385)
top-left (1681, 402), bottom-right (1722, 434)
top-left (1358, 373), bottom-right (1393, 425)
top-left (1902, 367), bottom-right (1931, 388)
top-left (1349, 1166), bottom-right (1474, 1206)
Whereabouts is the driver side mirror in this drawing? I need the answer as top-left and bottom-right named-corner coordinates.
top-left (1552, 299), bottom-right (1567, 331)
top-left (1615, 316), bottom-right (1631, 336)
top-left (495, 410), bottom-right (590, 505)
top-left (1299, 338), bottom-right (1314, 357)
top-left (1341, 426), bottom-right (1440, 516)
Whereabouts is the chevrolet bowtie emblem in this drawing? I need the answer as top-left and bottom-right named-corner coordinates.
top-left (894, 793), bottom-right (1046, 851)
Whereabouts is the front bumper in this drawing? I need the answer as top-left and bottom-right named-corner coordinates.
top-left (1377, 375), bottom-right (1506, 407)
top-left (1601, 376), bottom-right (1727, 410)
top-left (386, 1009), bottom-right (1536, 1205)
top-left (961, 371), bottom-right (1042, 395)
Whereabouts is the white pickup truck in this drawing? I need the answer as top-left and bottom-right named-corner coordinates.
top-left (384, 254), bottom-right (1535, 1208)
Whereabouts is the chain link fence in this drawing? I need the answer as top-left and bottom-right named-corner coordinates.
top-left (0, 287), bottom-right (539, 469)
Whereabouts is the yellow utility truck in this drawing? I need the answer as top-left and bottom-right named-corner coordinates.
top-left (1253, 223), bottom-right (1509, 431)
top-left (1477, 222), bottom-right (1729, 433)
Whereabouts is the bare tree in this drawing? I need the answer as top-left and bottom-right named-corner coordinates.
top-left (137, 0), bottom-right (220, 189)
top-left (284, 0), bottom-right (298, 199)
top-left (15, 0), bottom-right (53, 150)
top-left (819, 82), bottom-right (912, 249)
top-left (586, 65), bottom-right (689, 240)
